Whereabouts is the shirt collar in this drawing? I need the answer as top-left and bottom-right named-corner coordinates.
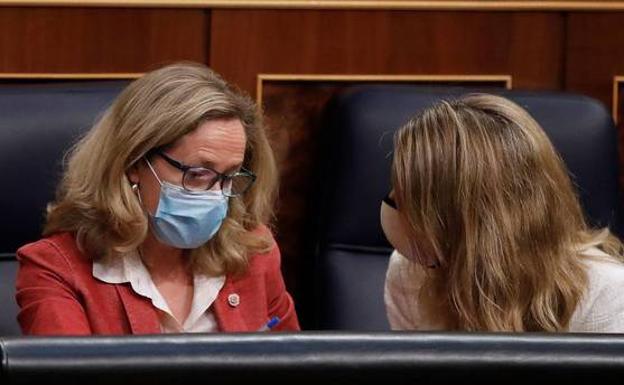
top-left (93, 250), bottom-right (225, 328)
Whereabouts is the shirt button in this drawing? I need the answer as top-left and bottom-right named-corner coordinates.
top-left (227, 293), bottom-right (240, 307)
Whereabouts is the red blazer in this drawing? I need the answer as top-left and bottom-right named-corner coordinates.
top-left (16, 232), bottom-right (300, 335)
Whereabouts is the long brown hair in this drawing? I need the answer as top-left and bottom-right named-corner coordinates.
top-left (44, 62), bottom-right (278, 276)
top-left (392, 93), bottom-right (622, 331)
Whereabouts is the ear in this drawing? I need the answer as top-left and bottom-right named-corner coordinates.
top-left (126, 163), bottom-right (140, 185)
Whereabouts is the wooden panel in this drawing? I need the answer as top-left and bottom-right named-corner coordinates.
top-left (615, 77), bottom-right (624, 124)
top-left (0, 7), bottom-right (208, 73)
top-left (210, 10), bottom-right (564, 96)
top-left (566, 13), bottom-right (624, 107)
top-left (3, 1), bottom-right (624, 11)
top-left (566, 14), bottom-right (624, 204)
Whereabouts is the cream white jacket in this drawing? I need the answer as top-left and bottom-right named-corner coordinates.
top-left (385, 248), bottom-right (624, 332)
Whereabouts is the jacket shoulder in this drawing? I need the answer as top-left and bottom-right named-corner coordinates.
top-left (17, 232), bottom-right (91, 271)
top-left (247, 227), bottom-right (280, 273)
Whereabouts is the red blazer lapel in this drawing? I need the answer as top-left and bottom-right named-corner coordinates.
top-left (213, 279), bottom-right (248, 332)
top-left (114, 276), bottom-right (249, 333)
top-left (115, 284), bottom-right (161, 334)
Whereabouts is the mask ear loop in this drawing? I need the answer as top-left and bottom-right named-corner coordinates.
top-left (144, 158), bottom-right (164, 186)
top-left (130, 182), bottom-right (148, 262)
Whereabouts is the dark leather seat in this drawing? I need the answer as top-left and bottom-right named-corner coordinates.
top-left (2, 332), bottom-right (624, 384)
top-left (313, 85), bottom-right (622, 330)
top-left (0, 81), bottom-right (126, 336)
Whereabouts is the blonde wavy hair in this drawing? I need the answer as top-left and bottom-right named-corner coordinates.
top-left (44, 62), bottom-right (277, 277)
top-left (392, 93), bottom-right (623, 331)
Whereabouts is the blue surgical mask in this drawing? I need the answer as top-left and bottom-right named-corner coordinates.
top-left (144, 159), bottom-right (229, 249)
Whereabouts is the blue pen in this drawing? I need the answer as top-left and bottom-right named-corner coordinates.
top-left (257, 316), bottom-right (281, 331)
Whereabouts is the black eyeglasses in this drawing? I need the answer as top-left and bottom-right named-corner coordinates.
top-left (150, 149), bottom-right (256, 197)
top-left (383, 193), bottom-right (397, 209)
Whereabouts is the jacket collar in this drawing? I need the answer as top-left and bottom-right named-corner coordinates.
top-left (93, 251), bottom-right (240, 333)
top-left (115, 284), bottom-right (161, 334)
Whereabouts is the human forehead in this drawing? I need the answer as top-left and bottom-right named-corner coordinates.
top-left (167, 118), bottom-right (247, 164)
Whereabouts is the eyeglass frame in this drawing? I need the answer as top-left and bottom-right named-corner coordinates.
top-left (147, 148), bottom-right (256, 197)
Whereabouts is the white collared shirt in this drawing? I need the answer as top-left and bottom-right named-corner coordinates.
top-left (93, 251), bottom-right (225, 333)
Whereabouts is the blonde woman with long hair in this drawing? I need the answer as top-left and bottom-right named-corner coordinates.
top-left (381, 93), bottom-right (624, 332)
top-left (16, 63), bottom-right (299, 334)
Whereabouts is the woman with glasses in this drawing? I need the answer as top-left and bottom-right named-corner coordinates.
top-left (381, 94), bottom-right (624, 332)
top-left (16, 63), bottom-right (300, 334)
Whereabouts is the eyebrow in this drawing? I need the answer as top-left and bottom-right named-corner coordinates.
top-left (197, 159), bottom-right (242, 175)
